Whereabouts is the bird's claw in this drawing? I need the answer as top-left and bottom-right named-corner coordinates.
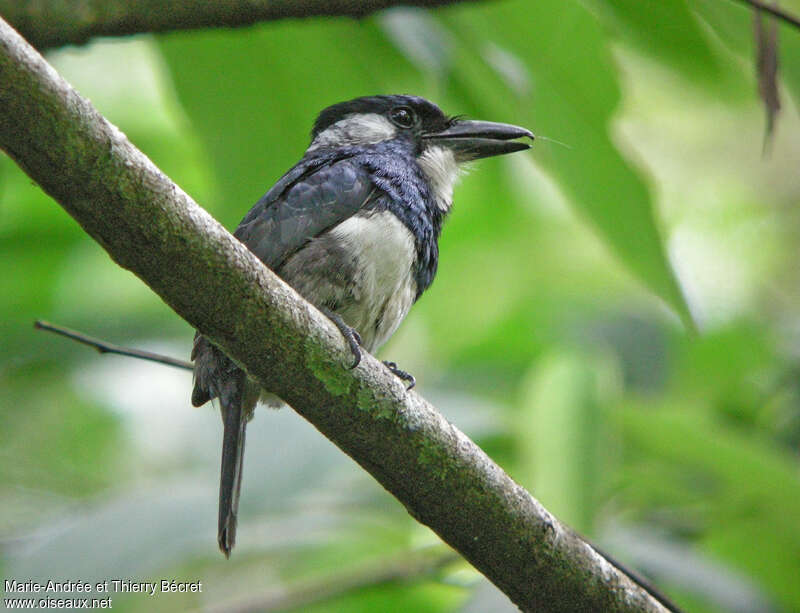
top-left (346, 336), bottom-right (362, 369)
top-left (322, 308), bottom-right (362, 368)
top-left (383, 361), bottom-right (416, 390)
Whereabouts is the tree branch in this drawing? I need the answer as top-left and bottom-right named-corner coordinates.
top-left (0, 0), bottom-right (484, 50)
top-left (728, 0), bottom-right (800, 31)
top-left (0, 16), bottom-right (671, 613)
top-left (2, 0), bottom-right (800, 54)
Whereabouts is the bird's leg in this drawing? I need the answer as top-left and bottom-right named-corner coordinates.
top-left (383, 361), bottom-right (416, 390)
top-left (321, 308), bottom-right (362, 369)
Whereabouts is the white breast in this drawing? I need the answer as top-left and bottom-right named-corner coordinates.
top-left (329, 211), bottom-right (417, 352)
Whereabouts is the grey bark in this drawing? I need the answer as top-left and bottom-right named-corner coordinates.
top-left (0, 15), bottom-right (668, 613)
top-left (0, 0), bottom-right (484, 49)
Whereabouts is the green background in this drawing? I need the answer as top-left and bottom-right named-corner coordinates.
top-left (2, 1), bottom-right (800, 611)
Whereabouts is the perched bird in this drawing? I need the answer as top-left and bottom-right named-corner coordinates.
top-left (190, 95), bottom-right (533, 557)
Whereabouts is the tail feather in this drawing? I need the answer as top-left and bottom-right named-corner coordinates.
top-left (218, 389), bottom-right (248, 558)
top-left (192, 334), bottom-right (255, 558)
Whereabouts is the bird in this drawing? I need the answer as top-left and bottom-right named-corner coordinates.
top-left (190, 95), bottom-right (533, 557)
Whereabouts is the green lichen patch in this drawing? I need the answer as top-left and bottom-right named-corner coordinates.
top-left (356, 385), bottom-right (396, 421)
top-left (417, 440), bottom-right (450, 481)
top-left (303, 336), bottom-right (352, 397)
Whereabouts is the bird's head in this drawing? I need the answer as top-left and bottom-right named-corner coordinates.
top-left (307, 94), bottom-right (533, 210)
top-left (309, 94), bottom-right (532, 160)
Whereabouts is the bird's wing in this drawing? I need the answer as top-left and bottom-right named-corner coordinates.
top-left (192, 156), bottom-right (378, 558)
top-left (190, 154), bottom-right (376, 405)
top-left (234, 155), bottom-right (377, 269)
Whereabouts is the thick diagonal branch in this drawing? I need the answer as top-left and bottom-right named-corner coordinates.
top-left (0, 16), bottom-right (669, 613)
top-left (0, 0), bottom-right (482, 50)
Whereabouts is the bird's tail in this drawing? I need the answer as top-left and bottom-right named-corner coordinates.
top-left (218, 386), bottom-right (248, 558)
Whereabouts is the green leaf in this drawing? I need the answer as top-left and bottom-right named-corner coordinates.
top-left (584, 0), bottom-right (726, 84)
top-left (517, 350), bottom-right (615, 533)
top-left (440, 0), bottom-right (694, 329)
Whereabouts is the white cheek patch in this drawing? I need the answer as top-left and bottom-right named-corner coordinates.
top-left (417, 145), bottom-right (462, 213)
top-left (308, 113), bottom-right (397, 151)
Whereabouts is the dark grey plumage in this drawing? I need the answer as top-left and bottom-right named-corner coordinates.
top-left (190, 95), bottom-right (533, 556)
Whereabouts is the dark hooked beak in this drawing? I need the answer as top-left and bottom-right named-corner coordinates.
top-left (423, 119), bottom-right (534, 160)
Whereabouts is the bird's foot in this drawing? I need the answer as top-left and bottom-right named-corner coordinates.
top-left (321, 308), bottom-right (362, 369)
top-left (383, 361), bottom-right (416, 390)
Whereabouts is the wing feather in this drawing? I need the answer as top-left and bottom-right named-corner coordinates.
top-left (192, 155), bottom-right (376, 408)
top-left (234, 157), bottom-right (376, 269)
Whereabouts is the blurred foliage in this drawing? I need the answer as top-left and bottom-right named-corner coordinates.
top-left (2, 1), bottom-right (800, 612)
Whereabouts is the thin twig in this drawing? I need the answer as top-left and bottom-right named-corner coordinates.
top-left (728, 0), bottom-right (800, 30)
top-left (34, 320), bottom-right (194, 371)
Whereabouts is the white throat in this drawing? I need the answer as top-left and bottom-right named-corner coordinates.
top-left (417, 145), bottom-right (461, 213)
top-left (307, 113), bottom-right (397, 151)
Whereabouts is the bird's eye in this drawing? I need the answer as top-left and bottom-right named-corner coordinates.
top-left (389, 106), bottom-right (416, 129)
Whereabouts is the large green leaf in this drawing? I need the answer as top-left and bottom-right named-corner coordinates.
top-left (438, 0), bottom-right (693, 328)
top-left (583, 0), bottom-right (740, 93)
